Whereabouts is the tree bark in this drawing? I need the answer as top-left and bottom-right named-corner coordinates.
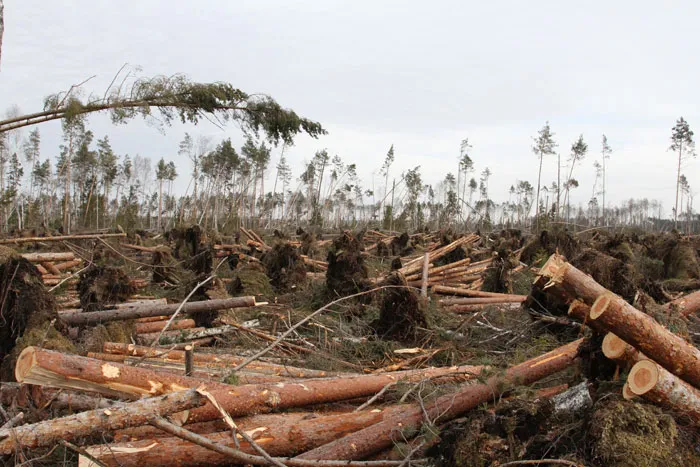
top-left (135, 318), bottom-right (196, 334)
top-left (86, 407), bottom-right (405, 466)
top-left (21, 252), bottom-right (75, 262)
top-left (135, 326), bottom-right (234, 345)
top-left (591, 293), bottom-right (700, 388)
top-left (439, 296), bottom-right (527, 305)
top-left (16, 347), bottom-right (484, 425)
top-left (296, 339), bottom-right (581, 461)
top-left (101, 342), bottom-right (347, 379)
top-left (0, 232), bottom-right (126, 244)
top-left (627, 359), bottom-right (700, 424)
top-left (0, 388), bottom-right (204, 455)
top-left (662, 289), bottom-right (700, 317)
top-left (60, 296), bottom-right (257, 325)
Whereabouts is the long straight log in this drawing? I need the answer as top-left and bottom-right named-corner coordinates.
top-left (54, 258), bottom-right (83, 271)
top-left (0, 232), bottom-right (126, 244)
top-left (86, 407), bottom-right (406, 466)
top-left (404, 258), bottom-right (472, 281)
top-left (432, 285), bottom-right (518, 298)
top-left (627, 360), bottom-right (700, 424)
top-left (21, 252), bottom-right (75, 262)
top-left (102, 342), bottom-right (347, 378)
top-left (399, 235), bottom-right (477, 276)
top-left (663, 289), bottom-right (700, 317)
top-left (135, 318), bottom-right (196, 334)
top-left (591, 293), bottom-right (700, 388)
top-left (135, 327), bottom-right (211, 345)
top-left (448, 302), bottom-right (523, 313)
top-left (296, 339), bottom-right (582, 461)
top-left (440, 296), bottom-right (527, 305)
top-left (16, 347), bottom-right (484, 424)
top-left (0, 388), bottom-right (204, 455)
top-left (60, 296), bottom-right (257, 325)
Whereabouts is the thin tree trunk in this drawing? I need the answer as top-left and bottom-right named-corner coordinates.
top-left (535, 152), bottom-right (543, 231)
top-left (675, 145), bottom-right (682, 228)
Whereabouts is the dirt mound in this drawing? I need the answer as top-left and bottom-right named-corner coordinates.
top-left (261, 241), bottom-right (307, 291)
top-left (326, 231), bottom-right (371, 298)
top-left (78, 265), bottom-right (136, 312)
top-left (372, 273), bottom-right (427, 342)
top-left (0, 258), bottom-right (72, 380)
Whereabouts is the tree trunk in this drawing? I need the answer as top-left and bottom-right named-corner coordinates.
top-left (627, 359), bottom-right (700, 424)
top-left (0, 232), bottom-right (125, 244)
top-left (439, 296), bottom-right (527, 305)
top-left (662, 289), bottom-right (700, 317)
top-left (21, 252), bottom-right (75, 262)
top-left (86, 407), bottom-right (406, 466)
top-left (296, 339), bottom-right (581, 461)
top-left (101, 342), bottom-right (345, 379)
top-left (134, 318), bottom-right (196, 334)
top-left (59, 296), bottom-right (257, 325)
top-left (16, 347), bottom-right (484, 425)
top-left (0, 388), bottom-right (204, 455)
top-left (135, 325), bottom-right (236, 345)
top-left (590, 293), bottom-right (700, 388)
top-left (158, 178), bottom-right (163, 230)
top-left (601, 332), bottom-right (643, 365)
top-left (675, 145), bottom-right (682, 228)
top-left (535, 152), bottom-right (543, 231)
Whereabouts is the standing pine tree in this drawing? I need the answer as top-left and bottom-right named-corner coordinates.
top-left (600, 134), bottom-right (612, 226)
top-left (532, 122), bottom-right (557, 231)
top-left (669, 117), bottom-right (695, 228)
top-left (564, 135), bottom-right (588, 223)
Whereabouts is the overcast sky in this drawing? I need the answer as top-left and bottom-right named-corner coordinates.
top-left (1, 0), bottom-right (699, 216)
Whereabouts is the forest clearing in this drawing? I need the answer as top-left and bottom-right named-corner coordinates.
top-left (1, 1), bottom-right (700, 466)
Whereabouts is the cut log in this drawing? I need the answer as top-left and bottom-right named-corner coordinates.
top-left (0, 388), bottom-right (204, 455)
top-left (627, 359), bottom-right (700, 424)
top-left (591, 293), bottom-right (700, 388)
top-left (601, 333), bottom-right (643, 365)
top-left (662, 289), bottom-right (700, 317)
top-left (135, 318), bottom-right (196, 334)
top-left (447, 302), bottom-right (523, 313)
top-left (404, 258), bottom-right (472, 281)
top-left (16, 347), bottom-right (484, 424)
top-left (440, 296), bottom-right (527, 305)
top-left (102, 342), bottom-right (348, 379)
top-left (86, 406), bottom-right (405, 466)
top-left (54, 258), bottom-right (83, 271)
top-left (0, 232), bottom-right (126, 244)
top-left (622, 382), bottom-right (637, 400)
top-left (432, 285), bottom-right (521, 298)
top-left (41, 262), bottom-right (61, 275)
top-left (21, 252), bottom-right (75, 262)
top-left (296, 338), bottom-right (581, 461)
top-left (60, 296), bottom-right (257, 325)
top-left (135, 326), bottom-right (233, 345)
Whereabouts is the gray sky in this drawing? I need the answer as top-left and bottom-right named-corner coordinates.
top-left (2, 0), bottom-right (699, 215)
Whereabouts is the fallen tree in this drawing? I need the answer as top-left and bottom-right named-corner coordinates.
top-left (296, 339), bottom-right (581, 461)
top-left (59, 296), bottom-right (258, 325)
top-left (627, 359), bottom-right (700, 424)
top-left (0, 388), bottom-right (204, 455)
top-left (15, 347), bottom-right (485, 424)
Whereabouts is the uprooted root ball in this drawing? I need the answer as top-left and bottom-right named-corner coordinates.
top-left (262, 242), bottom-right (307, 291)
top-left (0, 257), bottom-right (72, 380)
top-left (372, 273), bottom-right (427, 342)
top-left (326, 231), bottom-right (371, 298)
top-left (78, 265), bottom-right (136, 312)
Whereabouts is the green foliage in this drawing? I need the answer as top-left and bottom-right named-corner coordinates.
top-left (42, 74), bottom-right (326, 145)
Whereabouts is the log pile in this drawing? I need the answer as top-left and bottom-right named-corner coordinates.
top-left (536, 253), bottom-right (700, 425)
